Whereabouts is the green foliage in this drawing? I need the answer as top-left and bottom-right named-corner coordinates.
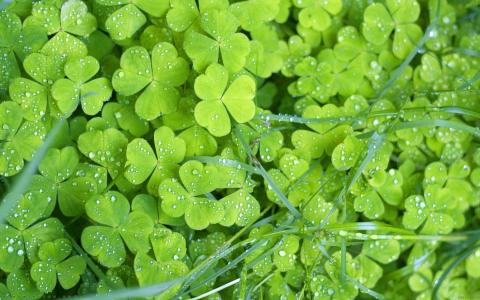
top-left (0, 0), bottom-right (479, 299)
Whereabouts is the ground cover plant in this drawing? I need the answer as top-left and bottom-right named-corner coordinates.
top-left (0, 0), bottom-right (479, 299)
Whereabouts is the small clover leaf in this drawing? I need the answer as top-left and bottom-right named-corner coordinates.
top-left (219, 189), bottom-right (260, 227)
top-left (184, 10), bottom-right (250, 72)
top-left (0, 218), bottom-right (64, 273)
top-left (40, 31), bottom-right (88, 66)
top-left (24, 0), bottom-right (96, 37)
top-left (178, 125), bottom-right (218, 156)
top-left (302, 195), bottom-right (338, 225)
top-left (124, 126), bottom-right (186, 194)
top-left (101, 0), bottom-right (168, 40)
top-left (166, 0), bottom-right (229, 32)
top-left (38, 146), bottom-right (101, 216)
top-left (229, 0), bottom-right (280, 31)
top-left (77, 127), bottom-right (128, 178)
top-left (30, 238), bottom-right (86, 293)
top-left (295, 0), bottom-right (343, 32)
top-left (354, 254), bottom-right (383, 288)
top-left (194, 64), bottom-right (256, 137)
top-left (362, 239), bottom-right (400, 265)
top-left (273, 235), bottom-right (299, 272)
top-left (81, 191), bottom-right (154, 267)
top-left (403, 186), bottom-right (456, 234)
top-left (112, 43), bottom-right (189, 120)
top-left (159, 161), bottom-right (224, 230)
top-left (52, 56), bottom-right (112, 117)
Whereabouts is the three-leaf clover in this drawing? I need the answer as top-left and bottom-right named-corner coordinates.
top-left (51, 56), bottom-right (112, 117)
top-left (24, 0), bottom-right (97, 37)
top-left (166, 0), bottom-right (229, 32)
top-left (362, 0), bottom-right (423, 58)
top-left (294, 0), bottom-right (343, 32)
top-left (81, 191), bottom-right (154, 267)
top-left (134, 228), bottom-right (188, 292)
top-left (112, 43), bottom-right (189, 120)
top-left (184, 9), bottom-right (250, 72)
top-left (99, 0), bottom-right (169, 40)
top-left (194, 64), bottom-right (256, 137)
top-left (30, 238), bottom-right (86, 293)
top-left (124, 126), bottom-right (186, 194)
top-left (0, 102), bottom-right (45, 176)
top-left (159, 160), bottom-right (224, 230)
top-left (37, 146), bottom-right (104, 216)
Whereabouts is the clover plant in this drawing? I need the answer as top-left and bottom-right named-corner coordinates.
top-left (0, 0), bottom-right (479, 299)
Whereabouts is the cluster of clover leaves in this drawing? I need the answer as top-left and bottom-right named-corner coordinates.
top-left (0, 0), bottom-right (479, 299)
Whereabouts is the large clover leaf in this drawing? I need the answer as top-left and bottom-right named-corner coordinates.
top-left (51, 56), bottom-right (112, 117)
top-left (194, 64), bottom-right (256, 137)
top-left (184, 10), bottom-right (250, 72)
top-left (124, 126), bottom-right (186, 194)
top-left (112, 43), bottom-right (189, 120)
top-left (30, 238), bottom-right (86, 293)
top-left (159, 160), bottom-right (224, 230)
top-left (81, 191), bottom-right (154, 268)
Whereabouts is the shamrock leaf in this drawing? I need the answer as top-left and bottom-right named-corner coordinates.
top-left (362, 0), bottom-right (422, 58)
top-left (230, 0), bottom-right (281, 31)
top-left (178, 125), bottom-right (218, 156)
top-left (273, 235), bottom-right (300, 272)
top-left (112, 43), bottom-right (189, 120)
top-left (81, 191), bottom-right (154, 267)
top-left (0, 218), bottom-right (64, 273)
top-left (194, 64), bottom-right (256, 137)
top-left (294, 0), bottom-right (343, 32)
top-left (362, 239), bottom-right (400, 265)
top-left (184, 10), bottom-right (250, 72)
top-left (125, 126), bottom-right (186, 194)
top-left (219, 189), bottom-right (260, 227)
top-left (302, 195), bottom-right (338, 225)
top-left (51, 56), bottom-right (112, 117)
top-left (77, 127), bottom-right (128, 178)
top-left (37, 146), bottom-right (103, 216)
top-left (24, 0), bottom-right (97, 36)
top-left (7, 269), bottom-right (43, 300)
top-left (0, 102), bottom-right (46, 177)
top-left (159, 160), bottom-right (224, 230)
top-left (166, 0), bottom-right (229, 32)
top-left (30, 238), bottom-right (86, 293)
top-left (403, 186), bottom-right (456, 234)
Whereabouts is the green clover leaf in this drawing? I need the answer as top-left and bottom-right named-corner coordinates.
top-left (101, 0), bottom-right (169, 40)
top-left (0, 218), bottom-right (64, 273)
top-left (230, 0), bottom-right (280, 31)
top-left (295, 0), bottom-right (343, 32)
top-left (194, 64), bottom-right (256, 137)
top-left (52, 56), bottom-right (112, 117)
top-left (302, 195), bottom-right (338, 225)
top-left (7, 269), bottom-right (43, 300)
top-left (184, 10), bottom-right (250, 72)
top-left (30, 238), bottom-right (86, 293)
top-left (178, 125), bottom-right (218, 157)
top-left (37, 146), bottom-right (102, 216)
top-left (219, 189), bottom-right (260, 227)
top-left (112, 43), bottom-right (189, 120)
top-left (362, 0), bottom-right (422, 58)
top-left (24, 0), bottom-right (96, 36)
top-left (362, 239), bottom-right (400, 264)
top-left (77, 127), bottom-right (128, 178)
top-left (273, 235), bottom-right (300, 272)
top-left (81, 191), bottom-right (154, 268)
top-left (403, 186), bottom-right (455, 234)
top-left (159, 160), bottom-right (224, 230)
top-left (124, 126), bottom-right (186, 194)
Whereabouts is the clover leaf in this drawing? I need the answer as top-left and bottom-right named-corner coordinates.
top-left (124, 126), bottom-right (186, 194)
top-left (219, 188), bottom-right (260, 227)
top-left (37, 146), bottom-right (103, 216)
top-left (81, 191), bottom-right (154, 268)
top-left (403, 186), bottom-right (456, 234)
top-left (51, 56), bottom-right (112, 117)
top-left (194, 64), bottom-right (256, 137)
top-left (30, 238), bottom-right (86, 293)
top-left (6, 269), bottom-right (43, 300)
top-left (362, 0), bottom-right (423, 58)
top-left (294, 0), bottom-right (343, 32)
top-left (166, 0), bottom-right (229, 32)
top-left (178, 125), bottom-right (218, 157)
top-left (0, 10), bottom-right (47, 96)
top-left (184, 10), bottom-right (250, 72)
top-left (0, 102), bottom-right (46, 176)
top-left (112, 43), bottom-right (189, 120)
top-left (159, 160), bottom-right (224, 230)
top-left (99, 0), bottom-right (169, 40)
top-left (77, 127), bottom-right (128, 178)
